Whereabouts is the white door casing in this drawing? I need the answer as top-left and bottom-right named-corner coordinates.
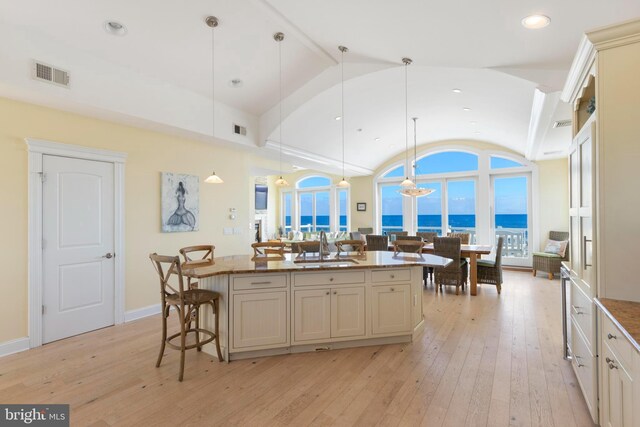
top-left (42, 155), bottom-right (115, 343)
top-left (26, 139), bottom-right (126, 348)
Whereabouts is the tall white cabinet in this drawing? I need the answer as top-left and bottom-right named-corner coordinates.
top-left (563, 19), bottom-right (640, 426)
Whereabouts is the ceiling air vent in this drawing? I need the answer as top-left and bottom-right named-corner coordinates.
top-left (32, 61), bottom-right (70, 88)
top-left (233, 124), bottom-right (247, 136)
top-left (553, 119), bottom-right (572, 128)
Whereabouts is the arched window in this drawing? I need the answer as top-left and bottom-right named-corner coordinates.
top-left (375, 148), bottom-right (535, 267)
top-left (285, 175), bottom-right (349, 233)
top-left (297, 176), bottom-right (331, 188)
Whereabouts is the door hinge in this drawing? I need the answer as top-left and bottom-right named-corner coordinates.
top-left (38, 172), bottom-right (46, 183)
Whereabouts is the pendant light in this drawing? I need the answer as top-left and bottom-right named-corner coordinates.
top-left (336, 45), bottom-right (350, 188)
top-left (274, 32), bottom-right (289, 187)
top-left (399, 117), bottom-right (436, 198)
top-left (399, 58), bottom-right (414, 189)
top-left (204, 16), bottom-right (224, 184)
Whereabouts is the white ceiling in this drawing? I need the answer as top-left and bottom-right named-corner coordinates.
top-left (1, 0), bottom-right (640, 174)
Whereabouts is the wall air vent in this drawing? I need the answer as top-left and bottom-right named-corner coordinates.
top-left (233, 124), bottom-right (247, 136)
top-left (32, 61), bottom-right (70, 88)
top-left (553, 119), bottom-right (572, 128)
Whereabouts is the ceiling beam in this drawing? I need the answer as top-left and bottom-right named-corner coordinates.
top-left (525, 89), bottom-right (561, 160)
top-left (250, 0), bottom-right (338, 66)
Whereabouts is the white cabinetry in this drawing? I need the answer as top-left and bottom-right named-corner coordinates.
top-left (598, 313), bottom-right (638, 427)
top-left (371, 284), bottom-right (411, 335)
top-left (563, 19), bottom-right (640, 424)
top-left (293, 286), bottom-right (365, 342)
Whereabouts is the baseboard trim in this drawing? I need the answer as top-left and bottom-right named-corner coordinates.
top-left (0, 337), bottom-right (30, 358)
top-left (124, 304), bottom-right (161, 322)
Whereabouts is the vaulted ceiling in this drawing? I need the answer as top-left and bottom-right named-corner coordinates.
top-left (2, 0), bottom-right (639, 174)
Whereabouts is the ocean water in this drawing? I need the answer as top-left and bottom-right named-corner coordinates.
top-left (292, 214), bottom-right (527, 230)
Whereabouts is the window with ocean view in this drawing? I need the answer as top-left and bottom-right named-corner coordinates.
top-left (282, 192), bottom-right (292, 233)
top-left (338, 189), bottom-right (348, 232)
top-left (416, 182), bottom-right (442, 235)
top-left (291, 175), bottom-right (349, 234)
top-left (376, 148), bottom-right (534, 266)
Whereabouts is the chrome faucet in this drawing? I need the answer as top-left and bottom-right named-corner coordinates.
top-left (319, 231), bottom-right (329, 258)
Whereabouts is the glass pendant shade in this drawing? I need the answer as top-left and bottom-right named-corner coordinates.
top-left (400, 177), bottom-right (415, 188)
top-left (399, 187), bottom-right (435, 198)
top-left (205, 171), bottom-right (224, 184)
top-left (275, 176), bottom-right (289, 187)
top-left (337, 178), bottom-right (350, 188)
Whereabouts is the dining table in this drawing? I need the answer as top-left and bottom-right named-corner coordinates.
top-left (388, 242), bottom-right (493, 296)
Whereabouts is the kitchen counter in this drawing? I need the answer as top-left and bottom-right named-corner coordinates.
top-left (595, 297), bottom-right (640, 353)
top-left (183, 250), bottom-right (452, 278)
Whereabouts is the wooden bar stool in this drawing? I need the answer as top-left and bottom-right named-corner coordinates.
top-left (251, 241), bottom-right (286, 260)
top-left (335, 239), bottom-right (365, 256)
top-left (149, 253), bottom-right (223, 381)
top-left (179, 245), bottom-right (215, 289)
top-left (393, 239), bottom-right (425, 256)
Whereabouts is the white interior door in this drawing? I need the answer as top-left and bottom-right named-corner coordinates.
top-left (42, 155), bottom-right (115, 343)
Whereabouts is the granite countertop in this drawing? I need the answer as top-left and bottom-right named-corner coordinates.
top-left (595, 297), bottom-right (640, 354)
top-left (182, 250), bottom-right (452, 279)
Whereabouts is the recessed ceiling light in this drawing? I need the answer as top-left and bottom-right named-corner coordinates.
top-left (375, 137), bottom-right (381, 142)
top-left (474, 131), bottom-right (481, 135)
top-left (229, 79), bottom-right (243, 88)
top-left (470, 121), bottom-right (477, 125)
top-left (335, 116), bottom-right (342, 121)
top-left (357, 128), bottom-right (363, 132)
top-left (463, 107), bottom-right (471, 112)
top-left (521, 15), bottom-right (551, 29)
top-left (104, 21), bottom-right (127, 36)
top-left (452, 88), bottom-right (462, 93)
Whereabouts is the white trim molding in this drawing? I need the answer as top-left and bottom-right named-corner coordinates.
top-left (0, 337), bottom-right (30, 358)
top-left (25, 138), bottom-right (127, 349)
top-left (124, 304), bottom-right (162, 323)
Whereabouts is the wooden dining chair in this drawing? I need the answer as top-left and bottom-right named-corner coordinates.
top-left (477, 236), bottom-right (504, 294)
top-left (446, 232), bottom-right (471, 244)
top-left (393, 239), bottom-right (425, 255)
top-left (179, 245), bottom-right (215, 289)
top-left (336, 239), bottom-right (365, 256)
top-left (149, 253), bottom-right (223, 381)
top-left (251, 241), bottom-right (286, 260)
top-left (417, 232), bottom-right (438, 284)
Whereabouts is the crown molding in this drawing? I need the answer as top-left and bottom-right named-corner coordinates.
top-left (561, 35), bottom-right (596, 103)
top-left (586, 17), bottom-right (640, 50)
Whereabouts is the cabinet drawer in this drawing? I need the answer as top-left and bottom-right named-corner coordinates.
top-left (570, 279), bottom-right (594, 349)
top-left (601, 314), bottom-right (633, 369)
top-left (371, 268), bottom-right (411, 283)
top-left (292, 270), bottom-right (365, 287)
top-left (233, 274), bottom-right (288, 291)
top-left (570, 319), bottom-right (598, 421)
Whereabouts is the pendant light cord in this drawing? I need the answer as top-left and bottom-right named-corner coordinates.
top-left (211, 23), bottom-right (216, 138)
top-left (404, 61), bottom-right (409, 180)
top-left (341, 47), bottom-right (345, 179)
top-left (278, 38), bottom-right (283, 177)
top-left (413, 117), bottom-right (417, 179)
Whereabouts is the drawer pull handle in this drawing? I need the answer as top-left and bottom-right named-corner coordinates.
top-left (571, 305), bottom-right (585, 315)
top-left (609, 362), bottom-right (618, 370)
top-left (607, 333), bottom-right (617, 340)
top-left (251, 281), bottom-right (272, 285)
top-left (606, 357), bottom-right (614, 364)
top-left (583, 236), bottom-right (593, 269)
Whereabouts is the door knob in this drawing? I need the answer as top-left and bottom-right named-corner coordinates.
top-left (103, 253), bottom-right (114, 259)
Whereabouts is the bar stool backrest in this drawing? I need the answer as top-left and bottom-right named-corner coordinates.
top-left (149, 253), bottom-right (185, 305)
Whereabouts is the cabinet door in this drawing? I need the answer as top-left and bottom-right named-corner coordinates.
top-left (568, 142), bottom-right (581, 274)
top-left (601, 343), bottom-right (633, 427)
top-left (232, 291), bottom-right (288, 349)
top-left (331, 286), bottom-right (365, 338)
top-left (578, 124), bottom-right (596, 290)
top-left (371, 284), bottom-right (411, 335)
top-left (294, 289), bottom-right (331, 342)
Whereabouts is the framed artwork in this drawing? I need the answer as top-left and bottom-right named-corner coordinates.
top-left (356, 202), bottom-right (367, 212)
top-left (161, 172), bottom-right (199, 232)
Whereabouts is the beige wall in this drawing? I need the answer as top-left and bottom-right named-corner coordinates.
top-left (0, 97), bottom-right (273, 343)
top-left (537, 159), bottom-right (570, 247)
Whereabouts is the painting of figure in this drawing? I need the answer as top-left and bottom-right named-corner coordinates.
top-left (161, 172), bottom-right (199, 232)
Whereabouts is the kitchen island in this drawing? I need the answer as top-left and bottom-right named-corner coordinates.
top-left (183, 251), bottom-right (451, 361)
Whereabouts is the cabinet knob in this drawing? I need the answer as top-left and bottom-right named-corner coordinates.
top-left (329, 277), bottom-right (334, 282)
top-left (326, 291), bottom-right (330, 295)
top-left (333, 291), bottom-right (337, 295)
top-left (390, 288), bottom-right (395, 292)
top-left (390, 275), bottom-right (395, 279)
top-left (607, 333), bottom-right (617, 340)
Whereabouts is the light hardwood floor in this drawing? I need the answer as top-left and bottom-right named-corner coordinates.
top-left (0, 271), bottom-right (596, 427)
